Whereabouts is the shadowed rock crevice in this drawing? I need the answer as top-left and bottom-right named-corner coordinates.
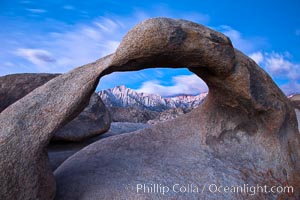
top-left (0, 18), bottom-right (299, 200)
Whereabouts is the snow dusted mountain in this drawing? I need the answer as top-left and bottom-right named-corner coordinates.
top-left (98, 85), bottom-right (207, 112)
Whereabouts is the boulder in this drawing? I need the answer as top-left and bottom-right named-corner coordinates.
top-left (0, 73), bottom-right (111, 142)
top-left (103, 122), bottom-right (150, 138)
top-left (48, 122), bottom-right (149, 171)
top-left (0, 73), bottom-right (59, 112)
top-left (52, 93), bottom-right (110, 142)
top-left (1, 18), bottom-right (299, 200)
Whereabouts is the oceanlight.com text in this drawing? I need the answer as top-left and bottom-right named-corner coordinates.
top-left (134, 183), bottom-right (294, 196)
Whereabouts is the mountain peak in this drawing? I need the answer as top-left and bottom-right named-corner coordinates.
top-left (98, 85), bottom-right (207, 112)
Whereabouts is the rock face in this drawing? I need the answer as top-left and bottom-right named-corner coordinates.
top-left (0, 73), bottom-right (111, 142)
top-left (99, 85), bottom-right (207, 112)
top-left (108, 106), bottom-right (158, 123)
top-left (289, 94), bottom-right (300, 132)
top-left (147, 107), bottom-right (185, 124)
top-left (52, 93), bottom-right (110, 142)
top-left (48, 122), bottom-right (149, 171)
top-left (101, 122), bottom-right (150, 138)
top-left (295, 109), bottom-right (300, 132)
top-left (1, 18), bottom-right (300, 200)
top-left (0, 73), bottom-right (59, 112)
top-left (109, 106), bottom-right (188, 124)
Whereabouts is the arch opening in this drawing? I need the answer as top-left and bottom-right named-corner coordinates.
top-left (97, 68), bottom-right (208, 97)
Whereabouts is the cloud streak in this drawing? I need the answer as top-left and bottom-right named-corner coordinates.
top-left (217, 25), bottom-right (266, 54)
top-left (1, 4), bottom-right (299, 96)
top-left (6, 17), bottom-right (125, 74)
top-left (15, 48), bottom-right (56, 65)
top-left (62, 5), bottom-right (75, 10)
top-left (26, 8), bottom-right (47, 13)
top-left (250, 51), bottom-right (300, 94)
top-left (136, 74), bottom-right (208, 97)
top-left (2, 8), bottom-right (211, 76)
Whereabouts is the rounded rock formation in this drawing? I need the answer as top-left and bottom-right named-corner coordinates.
top-left (52, 93), bottom-right (110, 142)
top-left (0, 73), bottom-right (59, 112)
top-left (0, 18), bottom-right (299, 200)
top-left (48, 122), bottom-right (148, 171)
top-left (0, 73), bottom-right (111, 142)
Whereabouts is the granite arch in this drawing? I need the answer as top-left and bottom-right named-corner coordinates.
top-left (0, 18), bottom-right (299, 200)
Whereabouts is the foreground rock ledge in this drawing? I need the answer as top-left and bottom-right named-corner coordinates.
top-left (1, 18), bottom-right (299, 200)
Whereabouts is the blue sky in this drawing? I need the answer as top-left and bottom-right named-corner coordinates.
top-left (1, 0), bottom-right (299, 96)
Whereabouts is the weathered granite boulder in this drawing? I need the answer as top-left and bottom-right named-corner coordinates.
top-left (0, 73), bottom-right (59, 112)
top-left (48, 122), bottom-right (149, 171)
top-left (52, 93), bottom-right (110, 142)
top-left (0, 18), bottom-right (299, 200)
top-left (0, 73), bottom-right (111, 142)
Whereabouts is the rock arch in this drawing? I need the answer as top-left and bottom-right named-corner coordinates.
top-left (0, 18), bottom-right (299, 199)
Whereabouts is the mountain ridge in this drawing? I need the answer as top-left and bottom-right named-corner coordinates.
top-left (98, 85), bottom-right (207, 112)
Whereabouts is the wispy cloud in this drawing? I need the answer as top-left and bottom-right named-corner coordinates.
top-left (15, 48), bottom-right (55, 65)
top-left (136, 74), bottom-right (208, 96)
top-left (180, 12), bottom-right (210, 24)
top-left (296, 29), bottom-right (300, 36)
top-left (94, 17), bottom-right (124, 33)
top-left (26, 8), bottom-right (47, 13)
top-left (132, 5), bottom-right (210, 25)
top-left (250, 51), bottom-right (300, 80)
top-left (249, 52), bottom-right (263, 64)
top-left (2, 8), bottom-right (211, 76)
top-left (62, 5), bottom-right (75, 10)
top-left (217, 26), bottom-right (300, 95)
top-left (6, 17), bottom-right (125, 74)
top-left (250, 51), bottom-right (300, 94)
top-left (21, 1), bottom-right (32, 4)
top-left (218, 25), bottom-right (266, 53)
top-left (280, 82), bottom-right (300, 95)
top-left (3, 5), bottom-right (298, 96)
top-left (46, 17), bottom-right (123, 68)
